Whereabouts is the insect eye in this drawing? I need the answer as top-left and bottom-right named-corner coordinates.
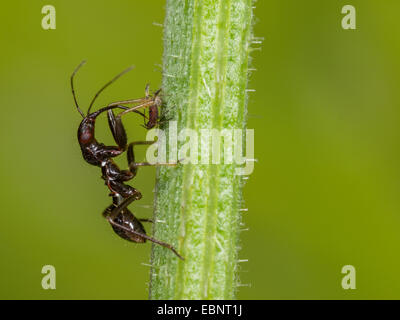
top-left (79, 130), bottom-right (93, 144)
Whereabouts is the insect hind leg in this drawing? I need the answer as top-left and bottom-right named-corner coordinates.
top-left (103, 196), bottom-right (184, 260)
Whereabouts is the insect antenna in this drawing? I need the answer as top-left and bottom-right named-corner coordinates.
top-left (87, 65), bottom-right (135, 116)
top-left (70, 60), bottom-right (87, 118)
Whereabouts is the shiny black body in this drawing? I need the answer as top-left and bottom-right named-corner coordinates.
top-left (71, 61), bottom-right (183, 259)
top-left (78, 106), bottom-right (128, 166)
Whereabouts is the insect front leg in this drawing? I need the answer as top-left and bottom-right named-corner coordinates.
top-left (106, 106), bottom-right (149, 150)
top-left (107, 108), bottom-right (128, 150)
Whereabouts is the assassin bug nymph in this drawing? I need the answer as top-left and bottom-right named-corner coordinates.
top-left (107, 83), bottom-right (167, 129)
top-left (71, 60), bottom-right (183, 260)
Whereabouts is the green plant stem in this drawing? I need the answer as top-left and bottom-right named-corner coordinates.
top-left (149, 0), bottom-right (254, 300)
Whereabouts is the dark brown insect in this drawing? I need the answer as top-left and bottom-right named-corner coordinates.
top-left (101, 142), bottom-right (183, 259)
top-left (71, 61), bottom-right (145, 166)
top-left (71, 61), bottom-right (183, 260)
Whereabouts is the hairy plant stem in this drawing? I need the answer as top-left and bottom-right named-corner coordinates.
top-left (149, 0), bottom-right (254, 300)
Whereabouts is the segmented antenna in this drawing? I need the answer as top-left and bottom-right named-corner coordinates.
top-left (70, 60), bottom-right (87, 118)
top-left (87, 65), bottom-right (135, 115)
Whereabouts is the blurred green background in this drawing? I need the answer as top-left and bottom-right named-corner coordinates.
top-left (0, 0), bottom-right (399, 299)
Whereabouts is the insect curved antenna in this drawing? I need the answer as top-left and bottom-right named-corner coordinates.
top-left (87, 65), bottom-right (135, 116)
top-left (70, 60), bottom-right (87, 118)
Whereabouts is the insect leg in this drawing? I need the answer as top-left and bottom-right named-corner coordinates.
top-left (116, 101), bottom-right (154, 118)
top-left (127, 141), bottom-right (180, 174)
top-left (127, 141), bottom-right (156, 177)
top-left (107, 217), bottom-right (184, 260)
top-left (138, 218), bottom-right (154, 223)
top-left (107, 107), bottom-right (128, 150)
top-left (105, 196), bottom-right (184, 260)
